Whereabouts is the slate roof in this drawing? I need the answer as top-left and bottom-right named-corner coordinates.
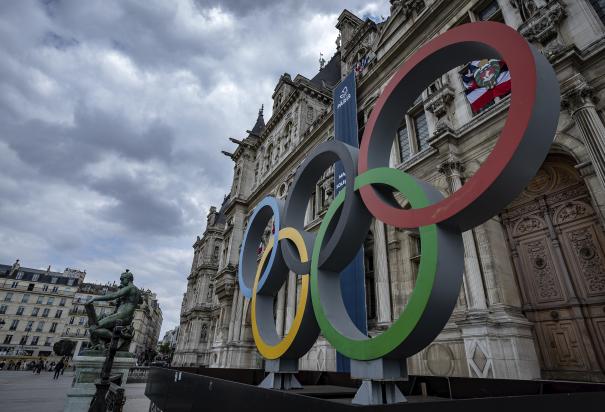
top-left (310, 51), bottom-right (341, 90)
top-left (0, 262), bottom-right (81, 286)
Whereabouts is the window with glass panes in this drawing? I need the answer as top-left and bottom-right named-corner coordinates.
top-left (397, 124), bottom-right (411, 161)
top-left (3, 335), bottom-right (12, 344)
top-left (413, 112), bottom-right (430, 151)
top-left (9, 319), bottom-right (19, 330)
top-left (31, 336), bottom-right (39, 345)
top-left (590, 0), bottom-right (605, 24)
top-left (16, 306), bottom-right (24, 316)
top-left (36, 321), bottom-right (44, 332)
top-left (19, 335), bottom-right (28, 345)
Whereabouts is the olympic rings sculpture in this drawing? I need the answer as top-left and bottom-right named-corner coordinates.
top-left (238, 22), bottom-right (560, 363)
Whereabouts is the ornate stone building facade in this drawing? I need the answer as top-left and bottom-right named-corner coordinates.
top-left (174, 0), bottom-right (605, 382)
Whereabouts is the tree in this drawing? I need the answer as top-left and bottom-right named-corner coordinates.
top-left (53, 339), bottom-right (76, 357)
top-left (158, 342), bottom-right (171, 355)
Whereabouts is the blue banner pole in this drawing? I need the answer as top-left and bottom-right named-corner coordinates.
top-left (332, 72), bottom-right (367, 373)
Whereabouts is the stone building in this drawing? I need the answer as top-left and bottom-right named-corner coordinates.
top-left (174, 0), bottom-right (605, 382)
top-left (0, 261), bottom-right (85, 358)
top-left (130, 290), bottom-right (163, 361)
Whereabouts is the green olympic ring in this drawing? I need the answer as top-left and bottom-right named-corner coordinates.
top-left (310, 167), bottom-right (463, 360)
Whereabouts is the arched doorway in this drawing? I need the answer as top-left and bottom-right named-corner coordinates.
top-left (501, 154), bottom-right (605, 382)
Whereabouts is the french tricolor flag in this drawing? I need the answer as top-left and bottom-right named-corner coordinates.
top-left (460, 59), bottom-right (511, 114)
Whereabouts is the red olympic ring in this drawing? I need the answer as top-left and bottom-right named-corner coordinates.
top-left (358, 22), bottom-right (559, 231)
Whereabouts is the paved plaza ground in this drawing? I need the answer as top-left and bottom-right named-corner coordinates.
top-left (0, 370), bottom-right (150, 412)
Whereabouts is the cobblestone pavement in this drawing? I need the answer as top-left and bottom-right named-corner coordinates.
top-left (0, 370), bottom-right (149, 412)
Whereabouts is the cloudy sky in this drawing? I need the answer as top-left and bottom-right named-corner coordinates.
top-left (0, 0), bottom-right (390, 335)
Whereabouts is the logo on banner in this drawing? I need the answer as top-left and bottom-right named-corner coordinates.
top-left (336, 86), bottom-right (351, 110)
top-left (237, 22), bottom-right (560, 364)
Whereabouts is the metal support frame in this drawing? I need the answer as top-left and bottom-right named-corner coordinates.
top-left (258, 359), bottom-right (302, 390)
top-left (350, 358), bottom-right (407, 405)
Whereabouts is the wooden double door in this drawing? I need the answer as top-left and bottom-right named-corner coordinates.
top-left (502, 155), bottom-right (605, 382)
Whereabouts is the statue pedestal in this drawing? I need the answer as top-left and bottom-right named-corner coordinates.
top-left (64, 352), bottom-right (135, 412)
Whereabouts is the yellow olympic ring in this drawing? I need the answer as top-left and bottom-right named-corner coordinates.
top-left (251, 227), bottom-right (310, 359)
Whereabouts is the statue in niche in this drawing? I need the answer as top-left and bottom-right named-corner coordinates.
top-left (85, 269), bottom-right (142, 352)
top-left (510, 0), bottom-right (539, 22)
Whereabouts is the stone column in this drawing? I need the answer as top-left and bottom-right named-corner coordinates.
top-left (439, 161), bottom-right (487, 312)
top-left (562, 79), bottom-right (605, 189)
top-left (285, 271), bottom-right (297, 333)
top-left (232, 292), bottom-right (245, 342)
top-left (227, 288), bottom-right (239, 342)
top-left (275, 285), bottom-right (286, 337)
top-left (373, 219), bottom-right (392, 325)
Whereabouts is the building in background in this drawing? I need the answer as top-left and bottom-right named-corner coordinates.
top-left (162, 326), bottom-right (179, 351)
top-left (1, 261), bottom-right (163, 361)
top-left (174, 1), bottom-right (605, 383)
top-left (0, 260), bottom-right (85, 358)
top-left (130, 290), bottom-right (163, 364)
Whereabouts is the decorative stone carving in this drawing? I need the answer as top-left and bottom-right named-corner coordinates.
top-left (553, 202), bottom-right (590, 225)
top-left (517, 0), bottom-right (566, 46)
top-left (514, 216), bottom-right (545, 235)
top-left (525, 240), bottom-right (562, 301)
top-left (391, 0), bottom-right (425, 19)
top-left (567, 228), bottom-right (605, 294)
top-left (425, 84), bottom-right (454, 118)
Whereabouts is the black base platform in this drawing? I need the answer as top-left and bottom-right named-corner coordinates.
top-left (145, 366), bottom-right (605, 411)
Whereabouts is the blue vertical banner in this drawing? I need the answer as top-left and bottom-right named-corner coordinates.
top-left (333, 72), bottom-right (367, 372)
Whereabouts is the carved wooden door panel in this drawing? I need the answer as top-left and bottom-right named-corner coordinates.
top-left (502, 155), bottom-right (605, 381)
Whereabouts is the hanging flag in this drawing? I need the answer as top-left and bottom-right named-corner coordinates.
top-left (460, 59), bottom-right (511, 113)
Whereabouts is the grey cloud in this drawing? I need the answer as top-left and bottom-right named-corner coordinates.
top-left (0, 0), bottom-right (390, 334)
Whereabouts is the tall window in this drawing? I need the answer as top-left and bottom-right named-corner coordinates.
top-left (413, 112), bottom-right (429, 151)
top-left (16, 306), bottom-right (25, 316)
top-left (474, 0), bottom-right (504, 22)
top-left (31, 307), bottom-right (39, 316)
top-left (19, 335), bottom-right (28, 345)
top-left (32, 274), bottom-right (39, 281)
top-left (3, 335), bottom-right (12, 344)
top-left (21, 294), bottom-right (30, 304)
top-left (16, 271), bottom-right (24, 280)
top-left (59, 298), bottom-right (66, 306)
top-left (11, 281), bottom-right (18, 288)
top-left (397, 124), bottom-right (411, 161)
top-left (4, 292), bottom-right (12, 302)
top-left (36, 321), bottom-right (45, 332)
top-left (49, 322), bottom-right (58, 333)
top-left (31, 336), bottom-right (39, 345)
top-left (42, 308), bottom-right (50, 317)
top-left (47, 297), bottom-right (54, 305)
top-left (42, 285), bottom-right (48, 292)
top-left (9, 319), bottom-right (19, 331)
top-left (0, 305), bottom-right (7, 314)
top-left (590, 0), bottom-right (605, 24)
top-left (25, 321), bottom-right (33, 332)
top-left (36, 296), bottom-right (43, 304)
top-left (52, 287), bottom-right (58, 293)
top-left (44, 337), bottom-right (52, 346)
top-left (55, 310), bottom-right (63, 319)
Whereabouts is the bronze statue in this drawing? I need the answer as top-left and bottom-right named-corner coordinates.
top-left (85, 269), bottom-right (141, 352)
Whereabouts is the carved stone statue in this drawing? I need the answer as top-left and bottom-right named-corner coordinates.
top-left (85, 269), bottom-right (142, 352)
